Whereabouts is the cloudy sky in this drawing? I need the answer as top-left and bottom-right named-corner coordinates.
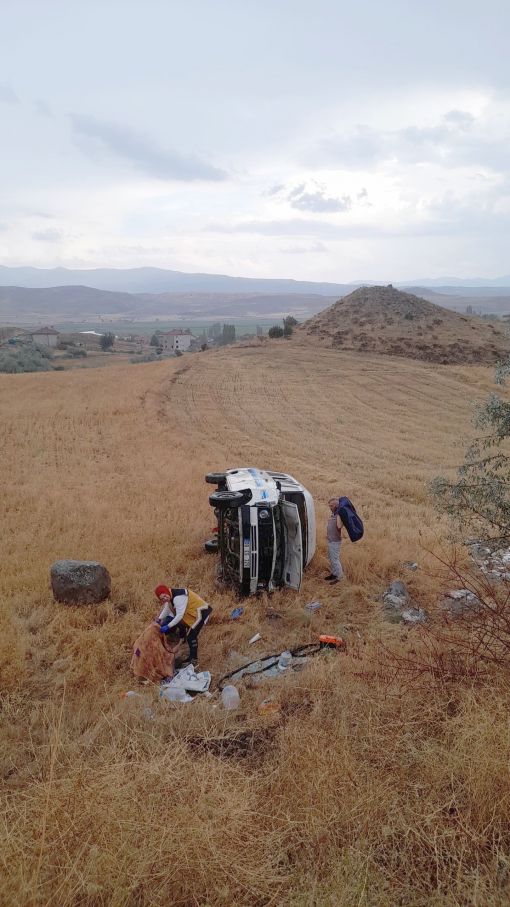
top-left (1, 0), bottom-right (509, 281)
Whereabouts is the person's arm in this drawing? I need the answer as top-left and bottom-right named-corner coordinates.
top-left (336, 514), bottom-right (343, 533)
top-left (158, 601), bottom-right (173, 623)
top-left (163, 591), bottom-right (188, 630)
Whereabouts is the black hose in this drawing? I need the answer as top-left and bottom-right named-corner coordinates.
top-left (217, 643), bottom-right (322, 690)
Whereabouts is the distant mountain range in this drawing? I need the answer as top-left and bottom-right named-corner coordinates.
top-left (0, 266), bottom-right (355, 296)
top-left (1, 265), bottom-right (510, 296)
top-left (399, 276), bottom-right (510, 288)
top-left (1, 266), bottom-right (510, 323)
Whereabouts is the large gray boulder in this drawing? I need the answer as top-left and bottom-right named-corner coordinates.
top-left (51, 560), bottom-right (111, 604)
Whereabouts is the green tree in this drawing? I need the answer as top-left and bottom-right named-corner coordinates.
top-left (208, 322), bottom-right (222, 340)
top-left (268, 325), bottom-right (284, 338)
top-left (283, 315), bottom-right (298, 337)
top-left (100, 332), bottom-right (115, 351)
top-left (431, 359), bottom-right (510, 543)
top-left (0, 346), bottom-right (53, 373)
top-left (149, 332), bottom-right (160, 346)
top-left (219, 324), bottom-right (236, 346)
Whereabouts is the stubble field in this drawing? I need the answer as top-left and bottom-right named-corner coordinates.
top-left (1, 342), bottom-right (509, 906)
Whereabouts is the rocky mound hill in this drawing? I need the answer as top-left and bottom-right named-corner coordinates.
top-left (298, 285), bottom-right (510, 364)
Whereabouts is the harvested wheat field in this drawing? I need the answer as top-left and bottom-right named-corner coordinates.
top-left (2, 344), bottom-right (510, 906)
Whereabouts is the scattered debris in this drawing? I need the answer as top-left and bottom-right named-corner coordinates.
top-left (382, 580), bottom-right (428, 624)
top-left (467, 540), bottom-right (510, 581)
top-left (160, 686), bottom-right (193, 703)
top-left (50, 559), bottom-right (111, 604)
top-left (218, 642), bottom-right (341, 689)
top-left (221, 685), bottom-right (241, 710)
top-left (383, 580), bottom-right (410, 621)
top-left (160, 664), bottom-right (211, 697)
top-left (401, 608), bottom-right (427, 625)
top-left (277, 650), bottom-right (292, 669)
top-left (319, 634), bottom-right (346, 649)
top-left (258, 699), bottom-right (281, 717)
top-left (441, 589), bottom-right (482, 619)
top-left (304, 600), bottom-right (322, 613)
top-left (248, 632), bottom-right (262, 645)
top-left (231, 607), bottom-right (244, 620)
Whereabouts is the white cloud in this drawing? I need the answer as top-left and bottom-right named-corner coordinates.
top-left (70, 114), bottom-right (228, 182)
top-left (266, 180), bottom-right (368, 214)
top-left (0, 2), bottom-right (509, 279)
top-left (0, 82), bottom-right (18, 105)
top-left (287, 183), bottom-right (352, 213)
top-left (305, 107), bottom-right (510, 174)
top-left (32, 228), bottom-right (63, 243)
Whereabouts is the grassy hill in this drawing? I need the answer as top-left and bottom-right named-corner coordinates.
top-left (1, 345), bottom-right (509, 905)
top-left (298, 284), bottom-right (510, 363)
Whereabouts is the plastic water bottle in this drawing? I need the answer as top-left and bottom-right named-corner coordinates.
top-left (221, 685), bottom-right (240, 710)
top-left (278, 651), bottom-right (292, 671)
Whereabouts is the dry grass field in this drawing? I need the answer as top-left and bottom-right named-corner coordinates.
top-left (1, 343), bottom-right (510, 906)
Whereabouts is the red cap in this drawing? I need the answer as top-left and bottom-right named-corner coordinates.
top-left (155, 584), bottom-right (171, 599)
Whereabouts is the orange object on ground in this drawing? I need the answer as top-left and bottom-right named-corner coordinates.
top-left (258, 699), bottom-right (281, 717)
top-left (130, 623), bottom-right (176, 682)
top-left (319, 634), bottom-right (345, 649)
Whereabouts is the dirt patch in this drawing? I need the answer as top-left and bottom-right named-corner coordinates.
top-left (187, 725), bottom-right (278, 761)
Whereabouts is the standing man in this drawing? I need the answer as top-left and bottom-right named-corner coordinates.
top-left (325, 498), bottom-right (343, 584)
top-left (155, 584), bottom-right (213, 666)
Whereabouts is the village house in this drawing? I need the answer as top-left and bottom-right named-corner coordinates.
top-left (158, 329), bottom-right (193, 352)
top-left (24, 326), bottom-right (60, 348)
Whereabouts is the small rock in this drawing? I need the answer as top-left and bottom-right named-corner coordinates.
top-left (50, 560), bottom-right (111, 604)
top-left (441, 592), bottom-right (482, 618)
top-left (383, 580), bottom-right (416, 623)
top-left (447, 589), bottom-right (471, 600)
top-left (384, 593), bottom-right (408, 610)
top-left (386, 580), bottom-right (409, 600)
top-left (401, 607), bottom-right (428, 624)
top-left (402, 561), bottom-right (418, 571)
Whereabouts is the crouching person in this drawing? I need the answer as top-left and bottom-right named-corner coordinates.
top-left (155, 584), bottom-right (212, 667)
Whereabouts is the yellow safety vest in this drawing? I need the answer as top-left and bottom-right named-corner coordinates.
top-left (181, 588), bottom-right (208, 628)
